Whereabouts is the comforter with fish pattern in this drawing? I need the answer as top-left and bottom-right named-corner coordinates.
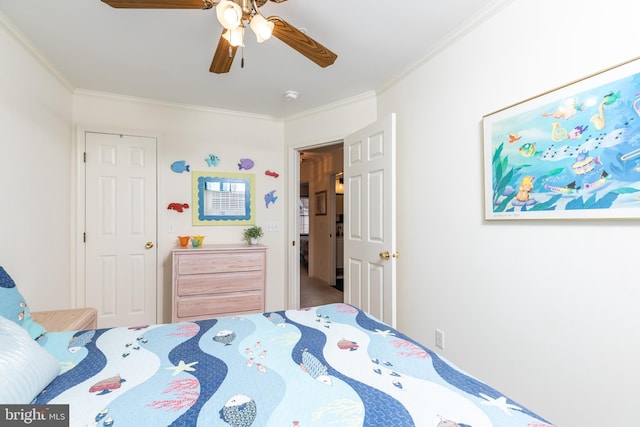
top-left (35, 303), bottom-right (555, 427)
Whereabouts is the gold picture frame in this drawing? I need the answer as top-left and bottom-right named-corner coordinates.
top-left (483, 57), bottom-right (640, 220)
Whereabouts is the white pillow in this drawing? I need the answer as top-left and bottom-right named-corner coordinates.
top-left (0, 315), bottom-right (60, 403)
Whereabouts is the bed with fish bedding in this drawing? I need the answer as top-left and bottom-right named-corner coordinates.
top-left (32, 303), bottom-right (555, 427)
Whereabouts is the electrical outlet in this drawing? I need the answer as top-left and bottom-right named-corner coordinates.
top-left (435, 329), bottom-right (445, 349)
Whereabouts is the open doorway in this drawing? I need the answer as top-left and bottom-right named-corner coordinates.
top-left (298, 143), bottom-right (344, 308)
top-left (288, 114), bottom-right (397, 323)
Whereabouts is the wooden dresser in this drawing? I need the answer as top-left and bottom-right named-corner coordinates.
top-left (172, 244), bottom-right (267, 322)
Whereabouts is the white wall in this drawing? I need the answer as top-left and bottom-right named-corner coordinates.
top-left (72, 92), bottom-right (286, 322)
top-left (284, 93), bottom-right (377, 146)
top-left (0, 18), bottom-right (73, 311)
top-left (377, 0), bottom-right (640, 425)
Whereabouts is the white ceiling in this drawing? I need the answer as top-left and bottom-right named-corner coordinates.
top-left (0, 0), bottom-right (503, 118)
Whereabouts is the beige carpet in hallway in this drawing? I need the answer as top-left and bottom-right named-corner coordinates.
top-left (300, 264), bottom-right (343, 308)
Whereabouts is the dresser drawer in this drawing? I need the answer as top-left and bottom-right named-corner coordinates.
top-left (176, 251), bottom-right (264, 275)
top-left (176, 270), bottom-right (263, 296)
top-left (176, 292), bottom-right (263, 319)
top-left (172, 244), bottom-right (267, 323)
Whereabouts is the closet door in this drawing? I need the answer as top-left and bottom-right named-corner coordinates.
top-left (84, 131), bottom-right (157, 328)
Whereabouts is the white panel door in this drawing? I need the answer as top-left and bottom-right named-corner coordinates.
top-left (344, 114), bottom-right (397, 326)
top-left (85, 132), bottom-right (157, 328)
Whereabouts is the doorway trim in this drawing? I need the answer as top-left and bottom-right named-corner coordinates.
top-left (74, 126), bottom-right (162, 323)
top-left (328, 172), bottom-right (338, 287)
top-left (286, 146), bottom-right (301, 309)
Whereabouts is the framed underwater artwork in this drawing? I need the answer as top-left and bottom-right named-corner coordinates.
top-left (483, 56), bottom-right (640, 220)
top-left (192, 171), bottom-right (256, 225)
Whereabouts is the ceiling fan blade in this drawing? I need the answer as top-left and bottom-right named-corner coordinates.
top-left (210, 31), bottom-right (238, 74)
top-left (101, 0), bottom-right (213, 9)
top-left (256, 0), bottom-right (287, 5)
top-left (268, 17), bottom-right (337, 68)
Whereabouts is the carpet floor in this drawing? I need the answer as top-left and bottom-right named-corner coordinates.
top-left (300, 263), bottom-right (344, 308)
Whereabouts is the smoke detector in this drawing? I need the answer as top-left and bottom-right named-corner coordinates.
top-left (283, 90), bottom-right (299, 101)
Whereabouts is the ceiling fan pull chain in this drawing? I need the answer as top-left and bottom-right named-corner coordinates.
top-left (241, 27), bottom-right (245, 68)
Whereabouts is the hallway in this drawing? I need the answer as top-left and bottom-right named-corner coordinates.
top-left (300, 263), bottom-right (343, 308)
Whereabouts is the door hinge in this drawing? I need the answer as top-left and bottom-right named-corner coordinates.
top-left (292, 240), bottom-right (296, 246)
top-left (83, 232), bottom-right (86, 243)
top-left (83, 152), bottom-right (87, 163)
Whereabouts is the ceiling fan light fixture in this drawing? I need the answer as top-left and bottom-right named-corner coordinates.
top-left (249, 14), bottom-right (274, 43)
top-left (222, 26), bottom-right (245, 47)
top-left (216, 0), bottom-right (242, 30)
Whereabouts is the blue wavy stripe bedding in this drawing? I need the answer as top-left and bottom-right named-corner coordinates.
top-left (35, 303), bottom-right (555, 427)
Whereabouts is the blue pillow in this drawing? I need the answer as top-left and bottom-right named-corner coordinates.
top-left (0, 267), bottom-right (47, 340)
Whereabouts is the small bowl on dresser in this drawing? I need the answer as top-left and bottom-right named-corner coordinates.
top-left (191, 235), bottom-right (205, 248)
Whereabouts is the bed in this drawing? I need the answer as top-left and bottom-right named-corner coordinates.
top-left (27, 303), bottom-right (554, 427)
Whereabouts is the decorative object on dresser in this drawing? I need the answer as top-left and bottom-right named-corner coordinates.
top-left (172, 243), bottom-right (267, 322)
top-left (177, 235), bottom-right (190, 247)
top-left (190, 235), bottom-right (205, 247)
top-left (242, 225), bottom-right (264, 245)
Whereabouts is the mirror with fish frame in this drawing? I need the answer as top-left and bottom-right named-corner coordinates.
top-left (192, 171), bottom-right (256, 225)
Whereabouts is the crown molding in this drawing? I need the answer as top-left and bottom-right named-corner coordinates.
top-left (377, 0), bottom-right (514, 96)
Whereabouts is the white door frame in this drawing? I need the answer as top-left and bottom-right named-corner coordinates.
top-left (286, 147), bottom-right (301, 309)
top-left (328, 172), bottom-right (338, 287)
top-left (73, 127), bottom-right (161, 323)
top-left (287, 142), bottom-right (343, 309)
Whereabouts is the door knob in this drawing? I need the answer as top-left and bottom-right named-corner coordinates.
top-left (379, 251), bottom-right (399, 260)
top-left (145, 242), bottom-right (154, 249)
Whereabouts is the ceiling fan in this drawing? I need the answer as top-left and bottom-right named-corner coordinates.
top-left (100, 0), bottom-right (338, 74)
